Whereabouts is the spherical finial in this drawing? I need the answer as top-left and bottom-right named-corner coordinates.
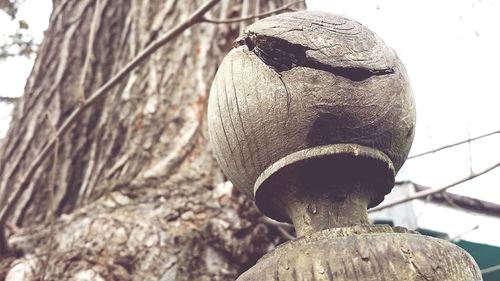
top-left (208, 11), bottom-right (415, 227)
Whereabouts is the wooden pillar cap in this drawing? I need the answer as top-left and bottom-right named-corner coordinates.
top-left (208, 11), bottom-right (416, 228)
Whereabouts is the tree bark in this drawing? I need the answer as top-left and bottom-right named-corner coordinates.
top-left (0, 0), bottom-right (303, 280)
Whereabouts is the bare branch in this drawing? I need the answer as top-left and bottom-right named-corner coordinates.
top-left (276, 225), bottom-right (296, 240)
top-left (441, 192), bottom-right (464, 210)
top-left (467, 129), bottom-right (473, 174)
top-left (258, 217), bottom-right (295, 240)
top-left (408, 129), bottom-right (500, 159)
top-left (202, 1), bottom-right (304, 24)
top-left (0, 0), bottom-right (222, 225)
top-left (0, 95), bottom-right (20, 104)
top-left (259, 216), bottom-right (293, 228)
top-left (447, 225), bottom-right (479, 242)
top-left (369, 161), bottom-right (500, 213)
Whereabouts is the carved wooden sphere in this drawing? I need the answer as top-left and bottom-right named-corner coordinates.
top-left (208, 11), bottom-right (416, 221)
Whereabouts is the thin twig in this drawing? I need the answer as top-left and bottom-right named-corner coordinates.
top-left (259, 216), bottom-right (293, 229)
top-left (277, 225), bottom-right (296, 240)
top-left (408, 129), bottom-right (500, 159)
top-left (415, 194), bottom-right (432, 220)
top-left (39, 113), bottom-right (59, 281)
top-left (202, 0), bottom-right (304, 24)
top-left (467, 129), bottom-right (473, 174)
top-left (0, 96), bottom-right (20, 104)
top-left (447, 225), bottom-right (479, 242)
top-left (0, 0), bottom-right (221, 225)
top-left (369, 161), bottom-right (500, 213)
top-left (441, 192), bottom-right (462, 210)
top-left (258, 217), bottom-right (295, 240)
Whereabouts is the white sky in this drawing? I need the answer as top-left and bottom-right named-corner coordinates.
top-left (0, 1), bottom-right (498, 211)
top-left (0, 0), bottom-right (51, 135)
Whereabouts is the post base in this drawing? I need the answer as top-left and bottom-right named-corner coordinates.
top-left (237, 225), bottom-right (482, 281)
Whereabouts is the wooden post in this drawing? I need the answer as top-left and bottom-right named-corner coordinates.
top-left (208, 11), bottom-right (482, 281)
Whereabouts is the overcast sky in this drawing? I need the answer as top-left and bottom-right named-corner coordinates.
top-left (1, 1), bottom-right (499, 206)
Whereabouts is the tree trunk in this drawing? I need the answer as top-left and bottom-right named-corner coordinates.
top-left (0, 0), bottom-right (303, 280)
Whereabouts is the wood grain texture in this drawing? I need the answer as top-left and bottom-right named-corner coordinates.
top-left (253, 144), bottom-right (395, 233)
top-left (208, 12), bottom-right (416, 204)
top-left (237, 226), bottom-right (483, 281)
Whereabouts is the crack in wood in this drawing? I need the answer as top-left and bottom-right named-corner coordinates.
top-left (235, 32), bottom-right (394, 81)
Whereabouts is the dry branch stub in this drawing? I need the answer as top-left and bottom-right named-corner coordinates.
top-left (208, 11), bottom-right (482, 280)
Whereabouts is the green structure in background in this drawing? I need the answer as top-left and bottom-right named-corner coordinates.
top-left (371, 183), bottom-right (500, 281)
top-left (419, 228), bottom-right (500, 281)
top-left (457, 239), bottom-right (500, 280)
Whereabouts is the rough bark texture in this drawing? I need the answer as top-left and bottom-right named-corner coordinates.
top-left (0, 0), bottom-right (303, 280)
